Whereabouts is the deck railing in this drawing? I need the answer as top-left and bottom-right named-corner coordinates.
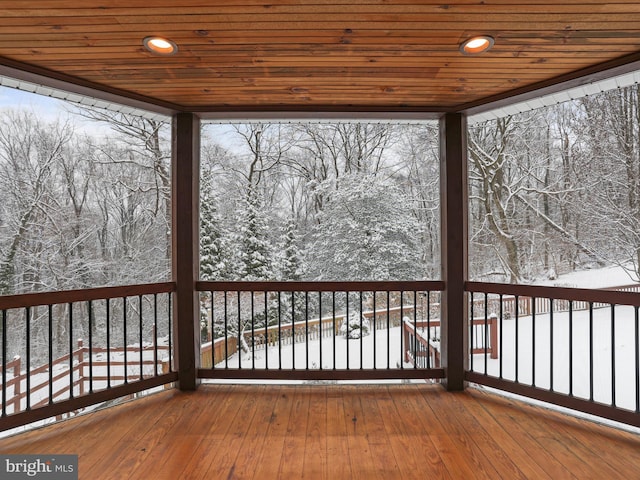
top-left (403, 315), bottom-right (498, 369)
top-left (3, 278), bottom-right (638, 432)
top-left (0, 283), bottom-right (176, 432)
top-left (466, 282), bottom-right (640, 428)
top-left (196, 280), bottom-right (445, 381)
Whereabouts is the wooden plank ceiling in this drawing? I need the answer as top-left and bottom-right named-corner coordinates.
top-left (2, 1), bottom-right (640, 114)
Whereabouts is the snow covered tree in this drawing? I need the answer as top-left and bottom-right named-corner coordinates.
top-left (236, 187), bottom-right (273, 281)
top-left (200, 169), bottom-right (230, 280)
top-left (278, 217), bottom-right (304, 281)
top-left (581, 86), bottom-right (640, 281)
top-left (307, 174), bottom-right (424, 281)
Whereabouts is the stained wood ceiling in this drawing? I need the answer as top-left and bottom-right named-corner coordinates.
top-left (2, 1), bottom-right (640, 116)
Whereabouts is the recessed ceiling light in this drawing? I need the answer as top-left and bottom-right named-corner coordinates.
top-left (143, 36), bottom-right (178, 55)
top-left (459, 35), bottom-right (494, 55)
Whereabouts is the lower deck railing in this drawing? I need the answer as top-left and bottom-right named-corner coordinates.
top-left (466, 282), bottom-right (640, 428)
top-left (196, 280), bottom-right (445, 381)
top-left (0, 283), bottom-right (177, 432)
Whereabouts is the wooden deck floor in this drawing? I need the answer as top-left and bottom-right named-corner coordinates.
top-left (2, 383), bottom-right (640, 479)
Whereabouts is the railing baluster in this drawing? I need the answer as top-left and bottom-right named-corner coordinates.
top-left (427, 291), bottom-right (432, 369)
top-left (48, 304), bottom-right (53, 404)
top-left (399, 292), bottom-right (403, 370)
top-left (470, 292), bottom-right (474, 372)
top-left (106, 298), bottom-right (111, 389)
top-left (153, 294), bottom-right (158, 376)
top-left (635, 306), bottom-right (639, 414)
top-left (277, 292), bottom-right (282, 370)
top-left (291, 291), bottom-right (295, 370)
top-left (168, 293), bottom-right (172, 373)
top-left (251, 292), bottom-right (255, 371)
top-left (611, 304), bottom-right (616, 407)
top-left (413, 290), bottom-right (420, 369)
top-left (589, 303), bottom-right (594, 402)
top-left (88, 301), bottom-right (93, 393)
top-left (499, 294), bottom-right (504, 380)
top-left (372, 291), bottom-right (377, 370)
top-left (332, 292), bottom-right (336, 371)
top-left (306, 291), bottom-right (310, 370)
top-left (69, 303), bottom-right (75, 398)
top-left (139, 295), bottom-right (144, 380)
top-left (2, 309), bottom-right (7, 417)
top-left (25, 306), bottom-right (31, 411)
top-left (515, 295), bottom-right (519, 384)
top-left (549, 299), bottom-right (554, 391)
top-left (264, 291), bottom-right (268, 371)
top-left (360, 291), bottom-right (364, 370)
top-left (569, 300), bottom-right (573, 397)
top-left (484, 292), bottom-right (489, 375)
top-left (237, 292), bottom-right (241, 371)
top-left (532, 296), bottom-right (536, 387)
top-left (209, 292), bottom-right (214, 369)
top-left (122, 297), bottom-right (128, 385)
top-left (346, 291), bottom-right (350, 371)
top-left (319, 292), bottom-right (323, 370)
top-left (223, 292), bottom-right (228, 369)
top-left (386, 291), bottom-right (390, 369)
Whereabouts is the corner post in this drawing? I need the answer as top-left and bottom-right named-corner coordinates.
top-left (439, 113), bottom-right (469, 391)
top-left (172, 112), bottom-right (201, 390)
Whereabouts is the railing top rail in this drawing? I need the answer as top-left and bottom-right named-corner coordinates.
top-left (197, 280), bottom-right (444, 293)
top-left (466, 281), bottom-right (640, 307)
top-left (0, 282), bottom-right (176, 310)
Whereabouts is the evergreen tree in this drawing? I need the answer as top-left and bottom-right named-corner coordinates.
top-left (279, 217), bottom-right (303, 281)
top-left (237, 187), bottom-right (273, 281)
top-left (199, 171), bottom-right (229, 280)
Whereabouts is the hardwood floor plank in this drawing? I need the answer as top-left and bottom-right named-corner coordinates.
top-left (249, 387), bottom-right (294, 480)
top-left (81, 391), bottom-right (191, 479)
top-left (277, 385), bottom-right (311, 478)
top-left (455, 389), bottom-right (555, 479)
top-left (227, 385), bottom-right (283, 479)
top-left (343, 385), bottom-right (383, 479)
top-left (480, 394), bottom-right (616, 478)
top-left (376, 385), bottom-right (451, 479)
top-left (442, 389), bottom-right (531, 479)
top-left (198, 386), bottom-right (262, 480)
top-left (302, 385), bottom-right (327, 478)
top-left (471, 388), bottom-right (640, 479)
top-left (358, 387), bottom-right (402, 478)
top-left (132, 385), bottom-right (247, 478)
top-left (325, 386), bottom-right (353, 479)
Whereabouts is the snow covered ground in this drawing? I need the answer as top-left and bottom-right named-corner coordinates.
top-left (533, 264), bottom-right (638, 289)
top-left (469, 305), bottom-right (639, 411)
top-left (214, 325), bottom-right (413, 371)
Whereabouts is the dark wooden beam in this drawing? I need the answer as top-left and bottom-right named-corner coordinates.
top-left (439, 113), bottom-right (469, 391)
top-left (172, 112), bottom-right (201, 391)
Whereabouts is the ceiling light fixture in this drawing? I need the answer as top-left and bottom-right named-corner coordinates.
top-left (143, 36), bottom-right (178, 55)
top-left (459, 35), bottom-right (494, 55)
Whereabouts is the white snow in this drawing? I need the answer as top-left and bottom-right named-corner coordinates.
top-left (534, 264), bottom-right (638, 289)
top-left (214, 326), bottom-right (412, 371)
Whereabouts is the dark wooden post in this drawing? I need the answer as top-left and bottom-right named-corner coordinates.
top-left (172, 112), bottom-right (201, 390)
top-left (439, 113), bottom-right (469, 391)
